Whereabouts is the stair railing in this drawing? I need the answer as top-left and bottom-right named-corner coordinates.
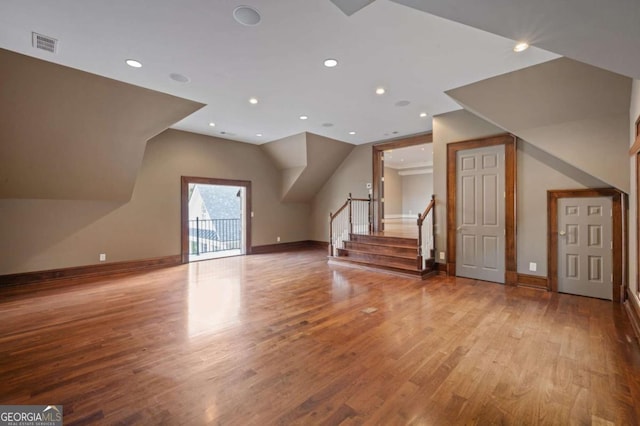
top-left (417, 195), bottom-right (436, 270)
top-left (329, 193), bottom-right (372, 256)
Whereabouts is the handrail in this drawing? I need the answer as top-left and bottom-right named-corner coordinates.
top-left (329, 193), bottom-right (372, 256)
top-left (330, 199), bottom-right (350, 220)
top-left (418, 195), bottom-right (436, 225)
top-left (417, 195), bottom-right (436, 270)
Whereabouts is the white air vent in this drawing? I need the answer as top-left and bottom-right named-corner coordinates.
top-left (32, 32), bottom-right (58, 53)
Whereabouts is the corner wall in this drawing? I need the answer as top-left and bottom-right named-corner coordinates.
top-left (0, 129), bottom-right (310, 275)
top-left (310, 144), bottom-right (373, 242)
top-left (629, 79), bottom-right (640, 307)
top-left (433, 109), bottom-right (609, 278)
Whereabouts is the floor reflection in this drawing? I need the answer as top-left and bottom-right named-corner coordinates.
top-left (187, 257), bottom-right (244, 337)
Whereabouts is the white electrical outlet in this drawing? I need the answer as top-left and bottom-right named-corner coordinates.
top-left (277, 236), bottom-right (281, 242)
top-left (99, 253), bottom-right (106, 262)
top-left (529, 262), bottom-right (537, 272)
top-left (439, 252), bottom-right (445, 260)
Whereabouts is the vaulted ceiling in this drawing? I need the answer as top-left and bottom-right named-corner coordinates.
top-left (0, 0), bottom-right (559, 145)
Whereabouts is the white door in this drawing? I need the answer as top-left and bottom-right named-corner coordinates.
top-left (456, 145), bottom-right (505, 283)
top-left (557, 197), bottom-right (613, 300)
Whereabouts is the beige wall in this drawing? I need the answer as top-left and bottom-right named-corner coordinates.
top-left (629, 79), bottom-right (640, 305)
top-left (402, 173), bottom-right (433, 216)
top-left (0, 129), bottom-right (310, 275)
top-left (432, 110), bottom-right (504, 263)
top-left (383, 167), bottom-right (402, 215)
top-left (310, 144), bottom-right (373, 242)
top-left (432, 109), bottom-right (608, 276)
top-left (517, 141), bottom-right (606, 276)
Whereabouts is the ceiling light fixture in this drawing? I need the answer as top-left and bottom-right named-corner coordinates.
top-left (349, 131), bottom-right (356, 135)
top-left (375, 87), bottom-right (386, 95)
top-left (299, 115), bottom-right (308, 120)
top-left (513, 42), bottom-right (529, 52)
top-left (208, 122), bottom-right (216, 127)
top-left (125, 59), bottom-right (142, 68)
top-left (323, 58), bottom-right (338, 68)
top-left (249, 97), bottom-right (258, 104)
top-left (419, 112), bottom-right (428, 118)
top-left (256, 133), bottom-right (263, 137)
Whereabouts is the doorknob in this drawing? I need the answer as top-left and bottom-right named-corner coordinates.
top-left (559, 230), bottom-right (566, 236)
top-left (457, 226), bottom-right (463, 232)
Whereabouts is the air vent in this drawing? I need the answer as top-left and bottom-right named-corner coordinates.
top-left (32, 32), bottom-right (58, 53)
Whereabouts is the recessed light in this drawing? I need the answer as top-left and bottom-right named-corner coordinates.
top-left (208, 122), bottom-right (216, 127)
top-left (323, 58), bottom-right (338, 68)
top-left (249, 97), bottom-right (258, 104)
top-left (256, 133), bottom-right (263, 137)
top-left (349, 131), bottom-right (356, 135)
top-left (419, 112), bottom-right (428, 118)
top-left (233, 6), bottom-right (261, 26)
top-left (125, 59), bottom-right (142, 68)
top-left (513, 42), bottom-right (529, 52)
top-left (299, 115), bottom-right (308, 120)
top-left (375, 87), bottom-right (386, 95)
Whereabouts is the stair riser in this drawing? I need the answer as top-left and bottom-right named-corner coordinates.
top-left (350, 234), bottom-right (417, 247)
top-left (343, 241), bottom-right (416, 257)
top-left (337, 249), bottom-right (417, 269)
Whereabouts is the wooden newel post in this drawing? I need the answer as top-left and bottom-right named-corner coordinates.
top-left (329, 212), bottom-right (334, 257)
top-left (367, 193), bottom-right (373, 234)
top-left (348, 193), bottom-right (353, 235)
top-left (417, 213), bottom-right (423, 270)
top-left (430, 194), bottom-right (436, 258)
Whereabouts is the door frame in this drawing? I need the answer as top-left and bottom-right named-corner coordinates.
top-left (180, 176), bottom-right (252, 263)
top-left (446, 134), bottom-right (517, 285)
top-left (372, 133), bottom-right (433, 231)
top-left (547, 188), bottom-right (624, 302)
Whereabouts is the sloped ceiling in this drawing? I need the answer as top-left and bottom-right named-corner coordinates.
top-left (0, 49), bottom-right (204, 201)
top-left (261, 132), bottom-right (355, 202)
top-left (394, 0), bottom-right (640, 79)
top-left (447, 57), bottom-right (631, 192)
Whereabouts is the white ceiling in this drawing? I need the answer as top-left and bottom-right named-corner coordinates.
top-left (0, 0), bottom-right (561, 145)
top-left (384, 144), bottom-right (433, 169)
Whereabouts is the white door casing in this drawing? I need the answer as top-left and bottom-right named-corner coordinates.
top-left (455, 145), bottom-right (506, 283)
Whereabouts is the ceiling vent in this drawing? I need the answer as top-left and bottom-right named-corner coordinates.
top-left (32, 32), bottom-right (58, 53)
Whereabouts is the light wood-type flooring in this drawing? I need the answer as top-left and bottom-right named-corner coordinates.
top-left (1, 248), bottom-right (639, 425)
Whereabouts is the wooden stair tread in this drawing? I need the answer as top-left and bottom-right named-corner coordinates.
top-left (349, 233), bottom-right (418, 248)
top-left (336, 249), bottom-right (417, 270)
top-left (338, 247), bottom-right (416, 261)
top-left (329, 257), bottom-right (437, 279)
top-left (344, 240), bottom-right (418, 251)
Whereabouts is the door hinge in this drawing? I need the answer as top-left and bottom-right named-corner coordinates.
top-left (611, 273), bottom-right (613, 283)
top-left (381, 177), bottom-right (385, 182)
top-left (611, 241), bottom-right (613, 249)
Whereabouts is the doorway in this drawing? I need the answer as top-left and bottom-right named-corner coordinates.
top-left (446, 134), bottom-right (517, 285)
top-left (181, 177), bottom-right (252, 263)
top-left (455, 144), bottom-right (506, 283)
top-left (372, 133), bottom-right (433, 232)
top-left (548, 189), bottom-right (623, 301)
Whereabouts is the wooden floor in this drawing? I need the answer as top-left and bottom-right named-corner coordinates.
top-left (1, 248), bottom-right (639, 425)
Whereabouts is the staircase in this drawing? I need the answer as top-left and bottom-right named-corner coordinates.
top-left (328, 194), bottom-right (437, 279)
top-left (331, 233), bottom-right (436, 278)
